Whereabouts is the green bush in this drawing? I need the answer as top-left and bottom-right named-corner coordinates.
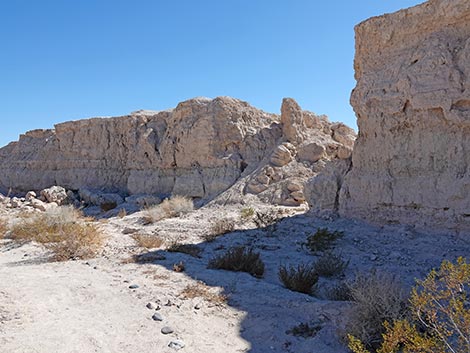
top-left (208, 246), bottom-right (264, 278)
top-left (278, 263), bottom-right (319, 294)
top-left (305, 228), bottom-right (344, 253)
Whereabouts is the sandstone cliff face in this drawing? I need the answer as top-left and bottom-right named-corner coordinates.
top-left (339, 0), bottom-right (470, 230)
top-left (0, 97), bottom-right (355, 206)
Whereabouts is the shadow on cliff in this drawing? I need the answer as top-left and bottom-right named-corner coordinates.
top-left (129, 213), bottom-right (348, 353)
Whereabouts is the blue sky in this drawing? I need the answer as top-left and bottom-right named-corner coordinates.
top-left (0, 0), bottom-right (423, 147)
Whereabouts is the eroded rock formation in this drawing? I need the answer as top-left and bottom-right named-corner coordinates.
top-left (339, 0), bottom-right (470, 230)
top-left (0, 97), bottom-right (355, 207)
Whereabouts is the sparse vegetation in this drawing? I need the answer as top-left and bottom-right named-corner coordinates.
top-left (344, 270), bottom-right (409, 351)
top-left (100, 201), bottom-right (117, 212)
top-left (253, 210), bottom-right (280, 228)
top-left (180, 281), bottom-right (228, 305)
top-left (305, 228), bottom-right (344, 253)
top-left (131, 233), bottom-right (164, 249)
top-left (173, 261), bottom-right (185, 272)
top-left (208, 246), bottom-right (265, 278)
top-left (0, 218), bottom-right (7, 239)
top-left (167, 242), bottom-right (202, 258)
top-left (142, 195), bottom-right (193, 224)
top-left (313, 252), bottom-right (349, 277)
top-left (286, 322), bottom-right (322, 338)
top-left (204, 218), bottom-right (235, 242)
top-left (349, 257), bottom-right (470, 353)
top-left (278, 263), bottom-right (319, 294)
top-left (118, 208), bottom-right (127, 218)
top-left (9, 206), bottom-right (104, 261)
top-left (325, 281), bottom-right (352, 301)
top-left (240, 207), bottom-right (255, 220)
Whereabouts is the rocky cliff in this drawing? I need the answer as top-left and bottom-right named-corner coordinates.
top-left (0, 97), bottom-right (355, 206)
top-left (339, 0), bottom-right (470, 230)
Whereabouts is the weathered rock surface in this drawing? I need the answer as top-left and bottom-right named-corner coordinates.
top-left (339, 0), bottom-right (470, 230)
top-left (0, 97), bottom-right (355, 207)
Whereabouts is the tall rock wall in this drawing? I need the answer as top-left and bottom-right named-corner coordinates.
top-left (0, 97), bottom-right (355, 205)
top-left (340, 0), bottom-right (470, 230)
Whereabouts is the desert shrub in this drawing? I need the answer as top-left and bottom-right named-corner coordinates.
top-left (286, 322), bottom-right (322, 338)
top-left (253, 210), bottom-right (279, 228)
top-left (118, 208), bottom-right (127, 218)
top-left (305, 228), bottom-right (344, 253)
top-left (204, 218), bottom-right (235, 242)
top-left (208, 246), bottom-right (265, 278)
top-left (240, 207), bottom-right (255, 220)
top-left (313, 252), bottom-right (349, 277)
top-left (167, 242), bottom-right (202, 258)
top-left (142, 195), bottom-right (193, 224)
top-left (172, 261), bottom-right (185, 272)
top-left (132, 233), bottom-right (164, 249)
top-left (180, 281), bottom-right (228, 305)
top-left (325, 281), bottom-right (352, 301)
top-left (344, 270), bottom-right (409, 351)
top-left (0, 218), bottom-right (7, 239)
top-left (278, 262), bottom-right (319, 294)
top-left (100, 201), bottom-right (117, 212)
top-left (349, 257), bottom-right (470, 353)
top-left (9, 206), bottom-right (104, 261)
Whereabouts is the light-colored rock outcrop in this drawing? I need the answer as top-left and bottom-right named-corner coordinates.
top-left (0, 97), bottom-right (355, 207)
top-left (339, 0), bottom-right (470, 230)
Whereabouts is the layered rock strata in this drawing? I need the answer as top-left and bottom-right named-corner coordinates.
top-left (0, 97), bottom-right (355, 206)
top-left (339, 0), bottom-right (470, 230)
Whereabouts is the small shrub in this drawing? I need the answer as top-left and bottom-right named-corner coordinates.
top-left (132, 233), bottom-right (164, 249)
top-left (118, 208), bottom-right (127, 218)
top-left (180, 281), bottom-right (228, 305)
top-left (204, 218), bottom-right (235, 242)
top-left (208, 246), bottom-right (265, 278)
top-left (278, 263), bottom-right (319, 294)
top-left (167, 242), bottom-right (202, 258)
top-left (305, 228), bottom-right (344, 253)
top-left (100, 201), bottom-right (117, 212)
top-left (0, 219), bottom-right (7, 239)
top-left (344, 270), bottom-right (409, 351)
top-left (9, 206), bottom-right (104, 261)
top-left (325, 281), bottom-right (352, 301)
top-left (313, 252), bottom-right (349, 277)
top-left (349, 257), bottom-right (470, 353)
top-left (240, 207), bottom-right (255, 220)
top-left (253, 210), bottom-right (279, 228)
top-left (142, 195), bottom-right (193, 224)
top-left (173, 261), bottom-right (185, 272)
top-left (286, 322), bottom-right (322, 338)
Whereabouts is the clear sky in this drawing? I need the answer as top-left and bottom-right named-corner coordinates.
top-left (0, 0), bottom-right (424, 148)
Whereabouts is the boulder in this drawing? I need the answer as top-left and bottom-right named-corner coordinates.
top-left (40, 186), bottom-right (68, 205)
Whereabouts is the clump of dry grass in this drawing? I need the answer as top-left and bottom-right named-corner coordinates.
top-left (173, 261), bottom-right (185, 272)
top-left (0, 218), bottom-right (7, 239)
top-left (180, 281), bottom-right (228, 305)
top-left (313, 252), bottom-right (349, 277)
top-left (167, 242), bottom-right (202, 258)
top-left (142, 195), bottom-right (194, 224)
top-left (131, 233), bottom-right (164, 249)
top-left (240, 207), bottom-right (255, 220)
top-left (208, 246), bottom-right (265, 278)
top-left (343, 270), bottom-right (409, 350)
top-left (278, 263), bottom-right (319, 295)
top-left (9, 206), bottom-right (104, 261)
top-left (305, 228), bottom-right (344, 253)
top-left (118, 208), bottom-right (127, 218)
top-left (203, 218), bottom-right (235, 242)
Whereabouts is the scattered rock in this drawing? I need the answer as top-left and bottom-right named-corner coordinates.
top-left (168, 339), bottom-right (185, 350)
top-left (40, 186), bottom-right (68, 205)
top-left (161, 326), bottom-right (174, 335)
top-left (152, 312), bottom-right (163, 321)
top-left (25, 191), bottom-right (36, 201)
top-left (128, 284), bottom-right (139, 289)
top-left (146, 302), bottom-right (156, 310)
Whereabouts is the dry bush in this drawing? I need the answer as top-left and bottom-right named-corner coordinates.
top-left (325, 281), bottom-right (352, 301)
top-left (208, 246), bottom-right (265, 278)
top-left (286, 322), bottom-right (322, 338)
top-left (118, 208), bottom-right (127, 218)
top-left (9, 206), bottom-right (104, 261)
top-left (344, 270), bottom-right (409, 351)
top-left (131, 233), bottom-right (164, 249)
top-left (305, 228), bottom-right (344, 253)
top-left (167, 242), bottom-right (202, 258)
top-left (173, 261), bottom-right (185, 272)
top-left (313, 252), bottom-right (349, 277)
top-left (278, 263), bottom-right (319, 295)
top-left (204, 218), bottom-right (235, 242)
top-left (180, 281), bottom-right (228, 305)
top-left (0, 218), bottom-right (7, 239)
top-left (240, 207), bottom-right (255, 220)
top-left (349, 257), bottom-right (470, 353)
top-left (142, 195), bottom-right (193, 224)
